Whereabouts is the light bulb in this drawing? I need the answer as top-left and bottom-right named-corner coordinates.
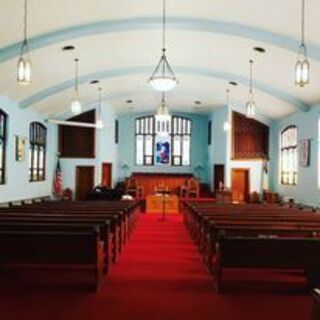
top-left (223, 121), bottom-right (231, 132)
top-left (96, 119), bottom-right (104, 129)
top-left (302, 59), bottom-right (310, 84)
top-left (17, 57), bottom-right (31, 86)
top-left (246, 100), bottom-right (256, 118)
top-left (71, 99), bottom-right (82, 115)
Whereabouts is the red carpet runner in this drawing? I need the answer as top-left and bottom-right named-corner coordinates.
top-left (0, 214), bottom-right (312, 320)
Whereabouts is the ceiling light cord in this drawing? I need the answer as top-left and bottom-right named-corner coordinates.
top-left (161, 0), bottom-right (167, 77)
top-left (24, 0), bottom-right (28, 42)
top-left (162, 0), bottom-right (166, 51)
top-left (301, 0), bottom-right (305, 46)
top-left (98, 87), bottom-right (102, 113)
top-left (20, 0), bottom-right (29, 56)
top-left (75, 58), bottom-right (79, 95)
top-left (249, 59), bottom-right (253, 94)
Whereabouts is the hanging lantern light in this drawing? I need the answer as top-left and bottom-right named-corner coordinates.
top-left (223, 88), bottom-right (231, 132)
top-left (71, 58), bottom-right (82, 115)
top-left (295, 0), bottom-right (310, 87)
top-left (17, 0), bottom-right (31, 86)
top-left (155, 92), bottom-right (171, 136)
top-left (245, 60), bottom-right (256, 118)
top-left (96, 87), bottom-right (104, 129)
top-left (148, 0), bottom-right (178, 92)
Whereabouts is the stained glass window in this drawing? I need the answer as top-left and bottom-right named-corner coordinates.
top-left (280, 125), bottom-right (298, 185)
top-left (135, 116), bottom-right (192, 166)
top-left (29, 122), bottom-right (47, 182)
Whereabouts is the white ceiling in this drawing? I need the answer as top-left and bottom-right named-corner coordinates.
top-left (0, 0), bottom-right (319, 119)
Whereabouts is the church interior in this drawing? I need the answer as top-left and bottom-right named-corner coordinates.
top-left (0, 1), bottom-right (320, 319)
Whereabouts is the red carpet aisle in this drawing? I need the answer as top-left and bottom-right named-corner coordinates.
top-left (0, 214), bottom-right (312, 320)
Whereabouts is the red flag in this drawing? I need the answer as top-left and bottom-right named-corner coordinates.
top-left (53, 159), bottom-right (63, 198)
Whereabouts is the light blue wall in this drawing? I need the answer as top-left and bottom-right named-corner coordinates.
top-left (269, 106), bottom-right (319, 207)
top-left (60, 104), bottom-right (119, 193)
top-left (207, 107), bottom-right (228, 190)
top-left (118, 112), bottom-right (209, 183)
top-left (0, 96), bottom-right (57, 203)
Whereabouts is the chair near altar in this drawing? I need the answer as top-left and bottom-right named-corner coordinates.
top-left (180, 177), bottom-right (200, 199)
top-left (125, 177), bottom-right (144, 198)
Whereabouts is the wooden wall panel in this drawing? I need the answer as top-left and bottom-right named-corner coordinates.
top-left (59, 110), bottom-right (95, 158)
top-left (232, 111), bottom-right (269, 160)
top-left (131, 173), bottom-right (193, 196)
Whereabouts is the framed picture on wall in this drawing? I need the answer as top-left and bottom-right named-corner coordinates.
top-left (299, 139), bottom-right (310, 167)
top-left (15, 136), bottom-right (27, 162)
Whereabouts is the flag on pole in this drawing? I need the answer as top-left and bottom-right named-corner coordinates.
top-left (53, 158), bottom-right (63, 199)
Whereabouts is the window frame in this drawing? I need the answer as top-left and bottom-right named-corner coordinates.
top-left (0, 109), bottom-right (7, 185)
top-left (135, 116), bottom-right (155, 166)
top-left (29, 122), bottom-right (47, 182)
top-left (134, 115), bottom-right (192, 167)
top-left (171, 116), bottom-right (192, 166)
top-left (280, 125), bottom-right (298, 186)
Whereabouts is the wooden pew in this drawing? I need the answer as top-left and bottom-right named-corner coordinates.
top-left (0, 226), bottom-right (105, 291)
top-left (312, 288), bottom-right (320, 320)
top-left (0, 219), bottom-right (113, 273)
top-left (0, 200), bottom-right (140, 261)
top-left (213, 235), bottom-right (320, 292)
top-left (0, 200), bottom-right (140, 291)
top-left (182, 201), bottom-right (320, 292)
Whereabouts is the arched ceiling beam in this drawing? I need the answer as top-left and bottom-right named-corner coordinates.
top-left (0, 17), bottom-right (320, 63)
top-left (19, 65), bottom-right (311, 112)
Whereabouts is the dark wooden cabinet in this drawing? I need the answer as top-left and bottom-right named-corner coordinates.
top-left (59, 110), bottom-right (95, 158)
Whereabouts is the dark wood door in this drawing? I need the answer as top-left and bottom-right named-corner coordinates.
top-left (76, 166), bottom-right (95, 200)
top-left (231, 168), bottom-right (250, 203)
top-left (101, 162), bottom-right (112, 188)
top-left (213, 164), bottom-right (225, 191)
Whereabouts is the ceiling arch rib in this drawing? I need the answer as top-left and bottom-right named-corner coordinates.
top-left (19, 65), bottom-right (310, 113)
top-left (1, 17), bottom-right (320, 64)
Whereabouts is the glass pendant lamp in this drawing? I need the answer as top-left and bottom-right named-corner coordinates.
top-left (17, 0), bottom-right (31, 86)
top-left (148, 0), bottom-right (178, 92)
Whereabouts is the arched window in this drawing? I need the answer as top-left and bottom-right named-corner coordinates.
top-left (0, 109), bottom-right (7, 185)
top-left (29, 122), bottom-right (47, 182)
top-left (135, 115), bottom-right (192, 166)
top-left (280, 125), bottom-right (298, 185)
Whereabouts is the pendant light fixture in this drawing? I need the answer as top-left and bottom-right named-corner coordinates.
top-left (155, 92), bottom-right (171, 136)
top-left (96, 87), bottom-right (104, 129)
top-left (17, 0), bottom-right (31, 86)
top-left (295, 0), bottom-right (309, 87)
top-left (245, 60), bottom-right (256, 118)
top-left (71, 58), bottom-right (82, 115)
top-left (223, 89), bottom-right (231, 132)
top-left (148, 0), bottom-right (178, 92)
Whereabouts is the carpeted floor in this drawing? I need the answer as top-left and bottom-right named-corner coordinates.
top-left (0, 214), bottom-right (313, 320)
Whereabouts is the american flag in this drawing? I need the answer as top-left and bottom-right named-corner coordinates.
top-left (53, 158), bottom-right (63, 198)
